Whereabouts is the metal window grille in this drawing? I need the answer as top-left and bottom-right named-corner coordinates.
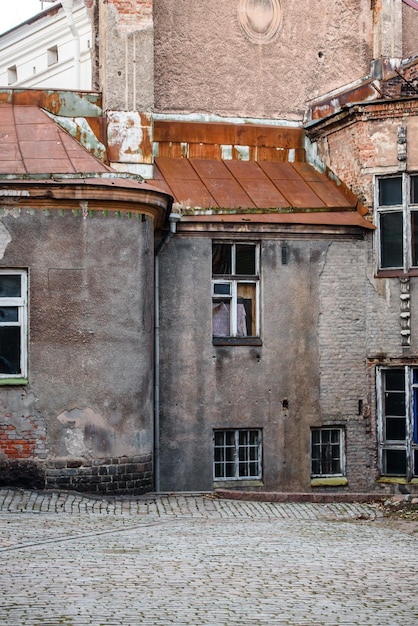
top-left (311, 428), bottom-right (344, 476)
top-left (214, 429), bottom-right (262, 480)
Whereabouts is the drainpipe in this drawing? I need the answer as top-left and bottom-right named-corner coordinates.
top-left (154, 212), bottom-right (181, 492)
top-left (61, 0), bottom-right (81, 89)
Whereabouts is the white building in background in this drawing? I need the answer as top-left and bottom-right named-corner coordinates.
top-left (0, 0), bottom-right (91, 90)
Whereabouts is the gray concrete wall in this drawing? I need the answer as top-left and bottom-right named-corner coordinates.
top-left (158, 233), bottom-right (385, 493)
top-left (154, 0), bottom-right (373, 120)
top-left (0, 209), bottom-right (155, 493)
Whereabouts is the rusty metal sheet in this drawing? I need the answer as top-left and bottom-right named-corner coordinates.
top-left (190, 159), bottom-right (255, 208)
top-left (154, 121), bottom-right (237, 145)
top-left (191, 159), bottom-right (235, 180)
top-left (180, 211), bottom-right (375, 229)
top-left (106, 111), bottom-right (152, 165)
top-left (308, 181), bottom-right (357, 208)
top-left (310, 83), bottom-right (378, 120)
top-left (273, 178), bottom-right (326, 209)
top-left (188, 144), bottom-right (222, 160)
top-left (224, 161), bottom-right (290, 207)
top-left (156, 157), bottom-right (201, 181)
top-left (154, 120), bottom-right (304, 150)
top-left (155, 158), bottom-right (217, 207)
top-left (258, 161), bottom-right (303, 181)
top-left (0, 103), bottom-right (113, 176)
top-left (291, 162), bottom-right (328, 182)
top-left (235, 125), bottom-right (303, 149)
top-left (167, 178), bottom-right (217, 208)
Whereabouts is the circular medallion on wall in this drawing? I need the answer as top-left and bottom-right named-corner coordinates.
top-left (238, 0), bottom-right (282, 43)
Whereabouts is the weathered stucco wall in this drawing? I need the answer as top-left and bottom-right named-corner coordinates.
top-left (154, 0), bottom-right (373, 120)
top-left (0, 209), bottom-right (155, 493)
top-left (98, 0), bottom-right (154, 111)
top-left (159, 233), bottom-right (386, 493)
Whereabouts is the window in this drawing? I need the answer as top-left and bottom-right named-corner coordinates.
top-left (212, 242), bottom-right (260, 342)
top-left (311, 428), bottom-right (345, 476)
top-left (376, 173), bottom-right (418, 272)
top-left (213, 429), bottom-right (262, 480)
top-left (377, 367), bottom-right (418, 480)
top-left (47, 46), bottom-right (58, 66)
top-left (0, 270), bottom-right (28, 380)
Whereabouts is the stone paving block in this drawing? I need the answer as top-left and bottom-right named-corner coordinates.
top-left (0, 489), bottom-right (417, 625)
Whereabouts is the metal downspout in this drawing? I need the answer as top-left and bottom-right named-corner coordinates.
top-left (154, 213), bottom-right (180, 492)
top-left (61, 0), bottom-right (81, 89)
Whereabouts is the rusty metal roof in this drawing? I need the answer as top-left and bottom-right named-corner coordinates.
top-left (153, 157), bottom-right (363, 212)
top-left (0, 103), bottom-right (111, 175)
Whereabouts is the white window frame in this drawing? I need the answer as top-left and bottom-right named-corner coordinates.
top-left (376, 366), bottom-right (418, 480)
top-left (375, 172), bottom-right (418, 272)
top-left (213, 428), bottom-right (262, 481)
top-left (0, 270), bottom-right (28, 380)
top-left (212, 242), bottom-right (260, 339)
top-left (310, 427), bottom-right (346, 478)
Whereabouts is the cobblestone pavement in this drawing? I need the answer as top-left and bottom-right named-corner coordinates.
top-left (0, 489), bottom-right (417, 626)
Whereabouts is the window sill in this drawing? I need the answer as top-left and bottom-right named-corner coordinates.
top-left (213, 337), bottom-right (262, 347)
top-left (0, 377), bottom-right (28, 386)
top-left (214, 480), bottom-right (264, 488)
top-left (377, 477), bottom-right (418, 485)
top-left (311, 477), bottom-right (348, 488)
top-left (375, 269), bottom-right (418, 278)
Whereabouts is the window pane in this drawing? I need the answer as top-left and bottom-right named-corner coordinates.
top-left (0, 307), bottom-right (18, 322)
top-left (237, 283), bottom-right (256, 336)
top-left (212, 244), bottom-right (231, 274)
top-left (311, 429), bottom-right (342, 475)
top-left (386, 418), bottom-right (406, 441)
top-left (0, 327), bottom-right (21, 374)
top-left (0, 274), bottom-right (21, 298)
top-left (384, 449), bottom-right (406, 475)
top-left (411, 175), bottom-right (418, 204)
top-left (379, 177), bottom-right (402, 205)
top-left (213, 300), bottom-right (230, 337)
top-left (385, 369), bottom-right (405, 391)
top-left (414, 450), bottom-right (418, 477)
top-left (213, 283), bottom-right (231, 295)
top-left (380, 212), bottom-right (403, 268)
top-left (385, 392), bottom-right (405, 416)
top-left (411, 212), bottom-right (418, 266)
top-left (236, 245), bottom-right (256, 275)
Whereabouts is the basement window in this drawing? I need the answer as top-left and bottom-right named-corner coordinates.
top-left (311, 428), bottom-right (345, 477)
top-left (214, 429), bottom-right (262, 480)
top-left (377, 367), bottom-right (418, 480)
top-left (0, 270), bottom-right (28, 382)
top-left (212, 242), bottom-right (260, 344)
top-left (376, 173), bottom-right (418, 273)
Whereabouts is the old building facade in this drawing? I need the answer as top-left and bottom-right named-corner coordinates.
top-left (1, 0), bottom-right (418, 495)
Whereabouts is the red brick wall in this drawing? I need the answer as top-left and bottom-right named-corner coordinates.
top-left (108, 0), bottom-right (153, 30)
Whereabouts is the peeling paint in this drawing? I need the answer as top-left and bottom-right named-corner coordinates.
top-left (0, 222), bottom-right (11, 259)
top-left (44, 111), bottom-right (106, 161)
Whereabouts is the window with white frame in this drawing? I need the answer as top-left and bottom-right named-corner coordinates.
top-left (377, 367), bottom-right (418, 480)
top-left (311, 427), bottom-right (345, 477)
top-left (376, 173), bottom-right (418, 271)
top-left (0, 270), bottom-right (28, 379)
top-left (212, 242), bottom-right (260, 340)
top-left (213, 429), bottom-right (262, 480)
